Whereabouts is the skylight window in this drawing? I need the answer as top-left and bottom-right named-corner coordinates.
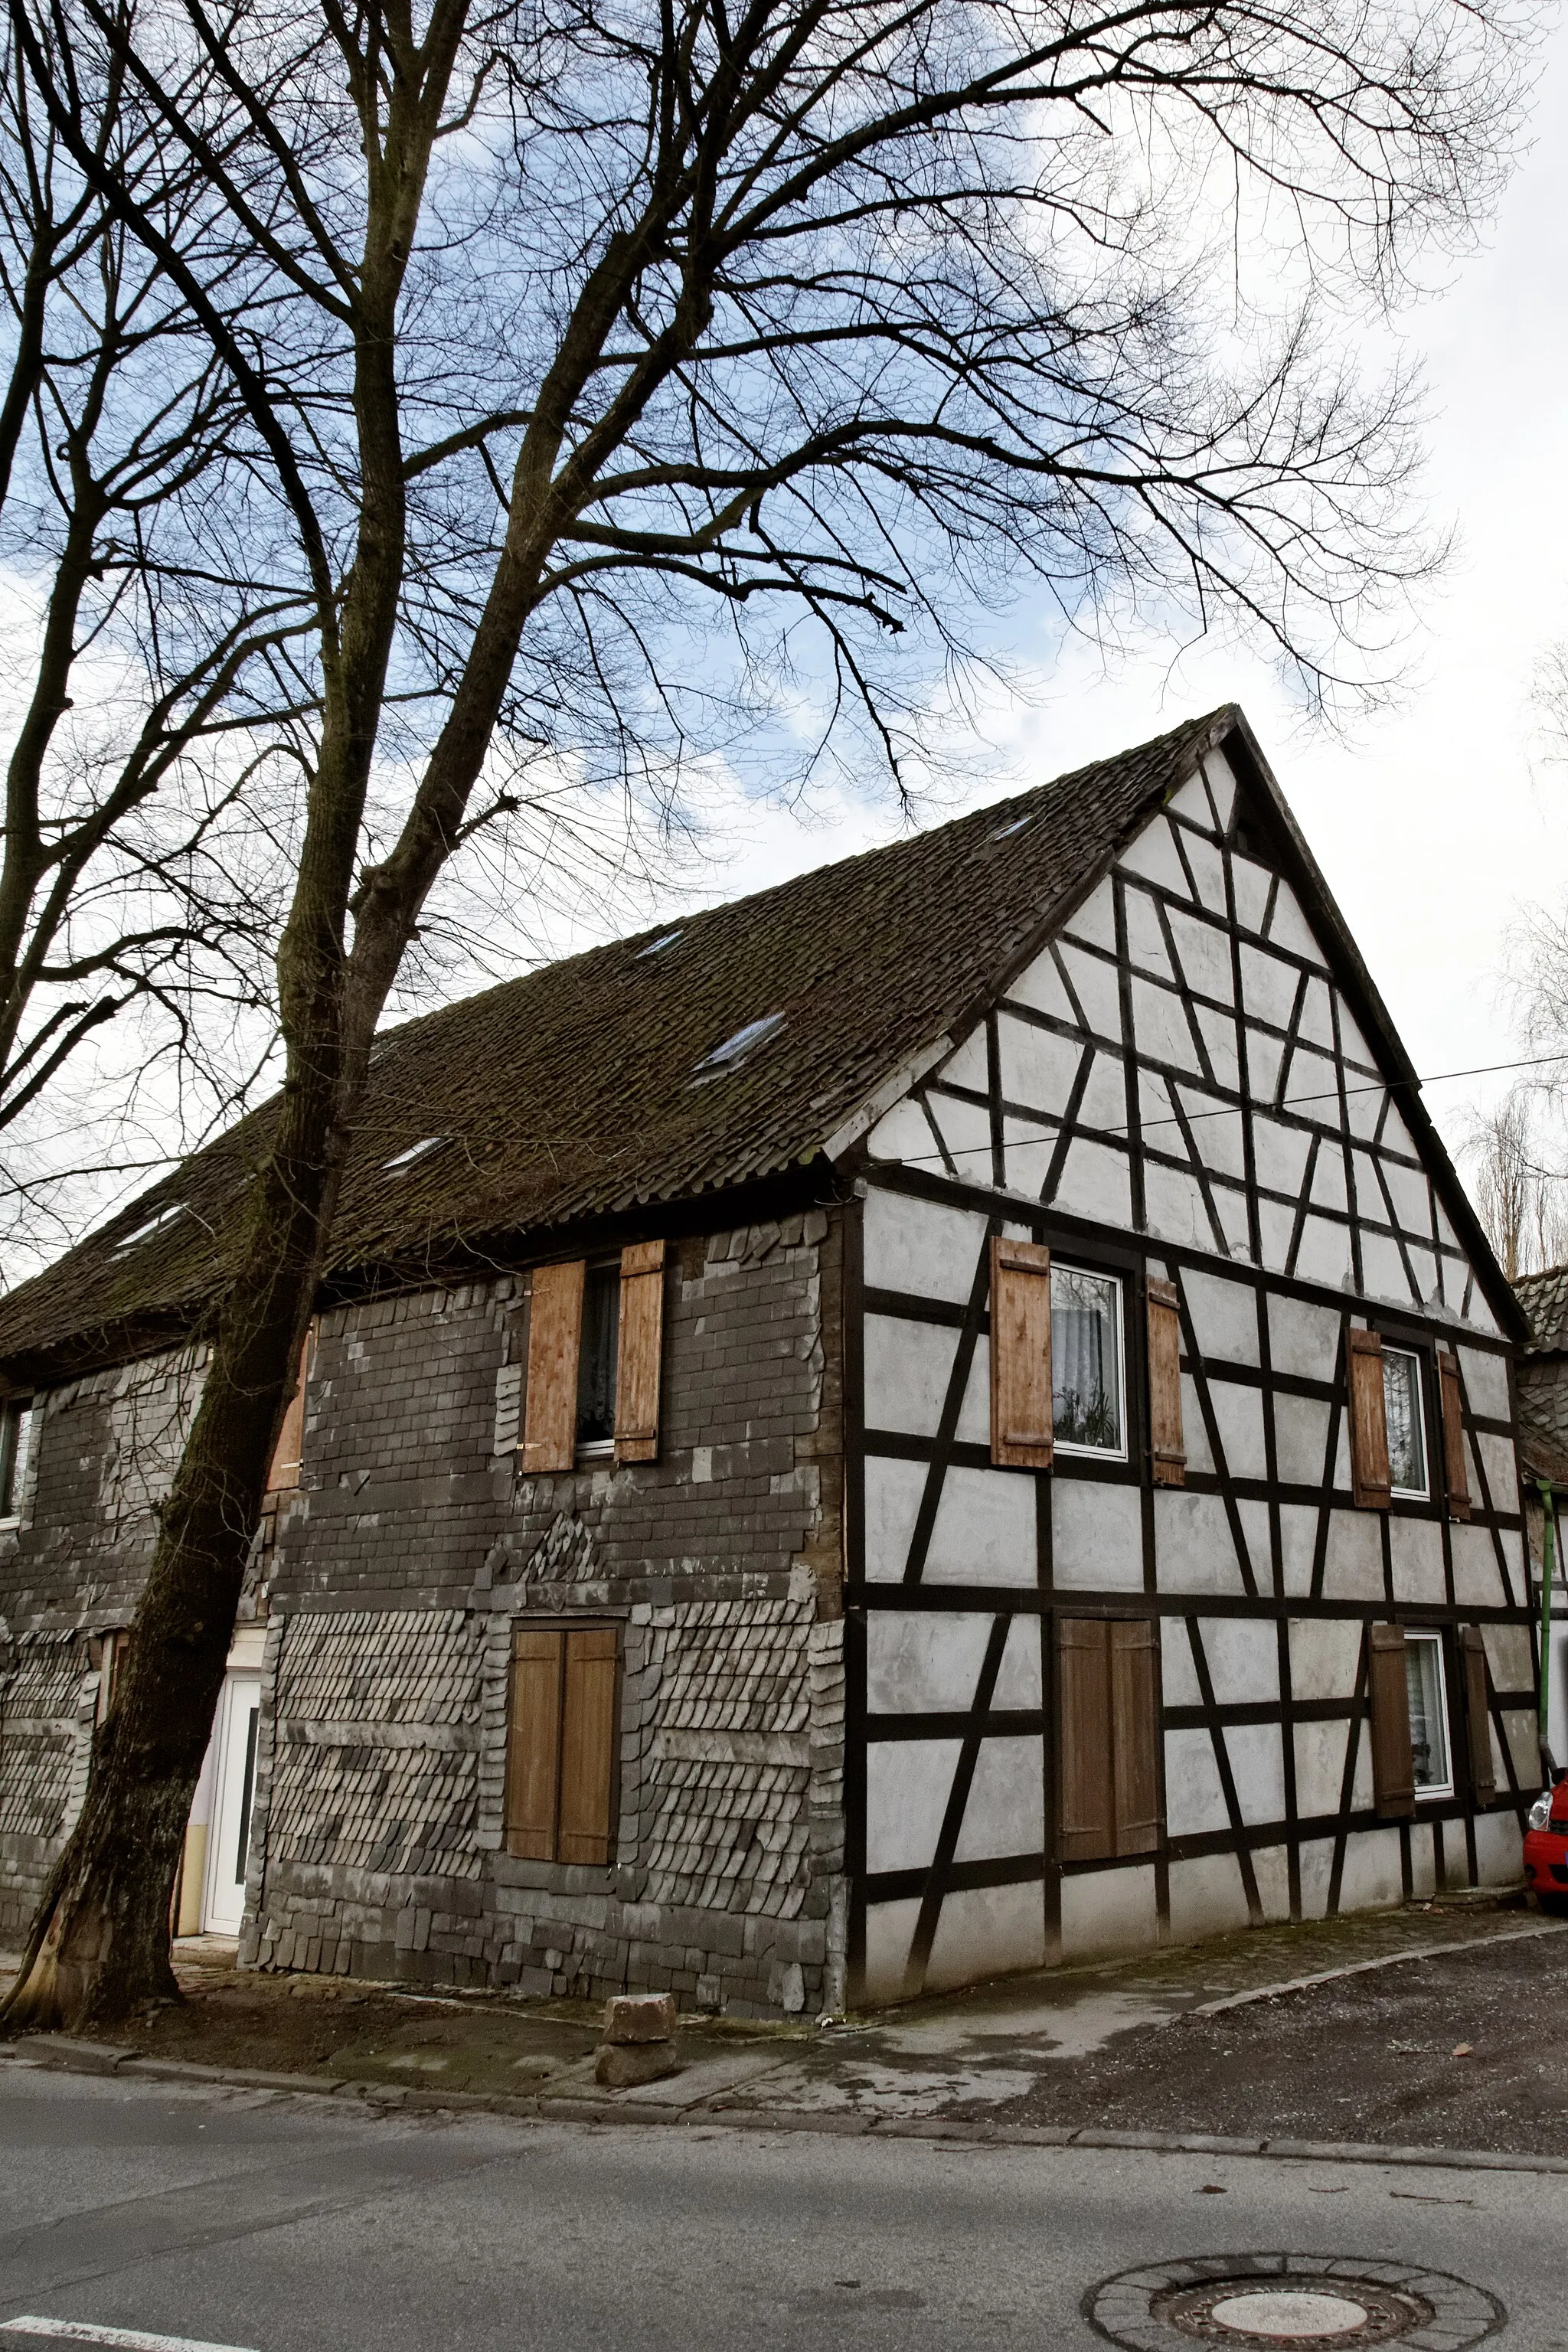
top-left (383, 1137), bottom-right (445, 1173)
top-left (691, 1012), bottom-right (785, 1080)
top-left (990, 812), bottom-right (1034, 841)
top-left (635, 929), bottom-right (684, 960)
top-left (113, 1204), bottom-right (186, 1255)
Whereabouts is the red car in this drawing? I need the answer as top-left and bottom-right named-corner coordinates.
top-left (1525, 1779), bottom-right (1568, 1914)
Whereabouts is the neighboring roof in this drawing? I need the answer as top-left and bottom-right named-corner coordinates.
top-left (1514, 1263), bottom-right (1568, 1357)
top-left (1516, 1395), bottom-right (1568, 1493)
top-left (0, 704), bottom-right (1527, 1385)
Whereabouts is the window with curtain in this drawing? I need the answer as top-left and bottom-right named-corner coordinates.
top-left (576, 1263), bottom-right (621, 1447)
top-left (1403, 1629), bottom-right (1452, 1796)
top-left (1051, 1266), bottom-right (1124, 1456)
top-left (1383, 1347), bottom-right (1427, 1498)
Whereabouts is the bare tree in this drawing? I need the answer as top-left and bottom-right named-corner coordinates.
top-left (1463, 1084), bottom-right (1568, 1282)
top-left (2, 0), bottom-right (1533, 2027)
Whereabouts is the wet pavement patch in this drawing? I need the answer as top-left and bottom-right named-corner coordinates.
top-left (1085, 2256), bottom-right (1503, 2352)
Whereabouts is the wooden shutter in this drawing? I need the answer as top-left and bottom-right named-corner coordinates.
top-left (615, 1240), bottom-right (665, 1465)
top-left (1110, 1618), bottom-right (1161, 1854)
top-left (1437, 1351), bottom-right (1471, 1523)
top-left (505, 1628), bottom-right (563, 1858)
top-left (1347, 1328), bottom-right (1390, 1510)
top-left (1460, 1626), bottom-right (1496, 1802)
top-left (558, 1626), bottom-right (619, 1864)
top-left (1058, 1619), bottom-right (1114, 1860)
top-left (522, 1260), bottom-right (585, 1473)
top-left (266, 1323), bottom-right (315, 1492)
top-left (991, 1236), bottom-right (1054, 1468)
top-left (1368, 1623), bottom-right (1415, 1818)
top-left (1146, 1279), bottom-right (1185, 1488)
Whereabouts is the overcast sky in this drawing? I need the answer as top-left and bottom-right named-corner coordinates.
top-left (670, 15), bottom-right (1568, 1179)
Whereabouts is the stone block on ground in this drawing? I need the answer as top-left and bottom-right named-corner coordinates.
top-left (603, 1991), bottom-right (677, 2043)
top-left (594, 2037), bottom-right (681, 2089)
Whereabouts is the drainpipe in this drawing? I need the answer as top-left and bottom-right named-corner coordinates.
top-left (1538, 1475), bottom-right (1557, 1772)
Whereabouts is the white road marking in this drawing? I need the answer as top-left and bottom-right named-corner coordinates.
top-left (2, 2321), bottom-right (259, 2352)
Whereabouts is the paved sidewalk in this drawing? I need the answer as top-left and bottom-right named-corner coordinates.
top-left (4, 1892), bottom-right (1566, 2160)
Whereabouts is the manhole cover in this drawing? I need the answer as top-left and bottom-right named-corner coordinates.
top-left (1085, 2256), bottom-right (1502, 2352)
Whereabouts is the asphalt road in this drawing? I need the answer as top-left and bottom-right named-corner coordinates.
top-left (2, 2065), bottom-right (1566, 2352)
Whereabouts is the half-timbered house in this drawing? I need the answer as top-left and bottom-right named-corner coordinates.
top-left (0, 706), bottom-right (1544, 2012)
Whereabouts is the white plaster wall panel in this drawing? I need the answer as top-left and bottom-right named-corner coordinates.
top-left (927, 1088), bottom-right (992, 1181)
top-left (1482, 1622), bottom-right (1532, 1692)
top-left (1247, 1026), bottom-right (1284, 1104)
top-left (952, 1736), bottom-right (1046, 1861)
top-left (939, 1026), bottom-right (990, 1093)
top-left (1161, 1618), bottom-right (1202, 1708)
top-left (1345, 1088), bottom-right (1387, 1146)
top-left (1223, 1723), bottom-right (1287, 1824)
top-left (1155, 1490), bottom-right (1249, 1593)
top-left (1274, 1393), bottom-right (1331, 1489)
top-left (1181, 827), bottom-right (1230, 917)
top-left (1336, 1828), bottom-right (1404, 1916)
top-left (1455, 1346), bottom-right (1510, 1420)
top-left (1164, 1727), bottom-right (1230, 1836)
top-left (1006, 945), bottom-right (1080, 1024)
top-left (864, 1315), bottom-right (969, 1442)
top-left (1256, 1198), bottom-right (1296, 1274)
top-left (1214, 1189), bottom-right (1253, 1262)
top-left (1406, 1820), bottom-right (1437, 1900)
top-left (998, 1014), bottom-right (1079, 1117)
top-left (924, 1879), bottom-right (1046, 1990)
top-left (861, 1897), bottom-right (920, 2002)
top-left (926, 1467), bottom-right (1037, 1586)
top-left (1462, 1290), bottom-right (1501, 1338)
top-left (1181, 1376), bottom-right (1216, 1475)
top-left (1053, 1137), bottom-right (1135, 1231)
top-left (864, 1738), bottom-right (960, 1871)
top-left (1193, 1005), bottom-right (1242, 1093)
top-left (1064, 875), bottom-right (1118, 953)
top-left (1182, 1269), bottom-right (1260, 1365)
top-left (1296, 1836), bottom-right (1336, 1919)
top-left (1200, 747), bottom-right (1240, 831)
top-left (1059, 941), bottom-right (1124, 1040)
top-left (1170, 770), bottom-right (1219, 828)
top-left (1289, 1615), bottom-right (1364, 1701)
top-left (1003, 1117), bottom-right (1057, 1200)
top-left (1252, 1844), bottom-right (1294, 1922)
top-left (1380, 1155), bottom-right (1431, 1237)
top-left (1230, 854), bottom-right (1272, 936)
top-left (866, 1612), bottom-right (994, 1714)
top-left (1278, 1504), bottom-right (1319, 1596)
top-left (992, 1615), bottom-right (1044, 1707)
top-left (1168, 1851), bottom-right (1252, 1943)
top-left (867, 1096), bottom-right (934, 1166)
top-left (1142, 1158), bottom-right (1216, 1256)
top-left (1319, 1510), bottom-right (1386, 1602)
top-left (1296, 975), bottom-right (1336, 1050)
top-left (1208, 1382), bottom-right (1269, 1482)
top-left (1252, 1116), bottom-right (1312, 1197)
top-left (1337, 996), bottom-right (1378, 1067)
top-left (1166, 903), bottom-right (1234, 1001)
top-left (1448, 1521), bottom-right (1506, 1608)
top-left (1191, 1096), bottom-right (1246, 1181)
top-left (1474, 1808), bottom-right (1524, 1886)
top-left (1076, 1046), bottom-right (1134, 1129)
top-left (1123, 884), bottom-right (1178, 980)
top-left (1389, 1517), bottom-right (1446, 1607)
top-left (1294, 1718), bottom-right (1350, 1819)
top-left (1236, 1498), bottom-right (1272, 1590)
top-left (1116, 814), bottom-right (1191, 896)
top-left (1309, 1148), bottom-right (1348, 1214)
top-left (1051, 1478), bottom-right (1144, 1592)
top-left (1266, 883), bottom-right (1326, 965)
top-left (864, 1187), bottom-right (988, 1306)
top-left (1286, 1040), bottom-right (1341, 1119)
top-left (1361, 1231), bottom-right (1414, 1308)
top-left (1293, 1214), bottom-right (1354, 1292)
top-left (863, 1455), bottom-right (926, 1581)
top-left (1239, 942), bottom-right (1302, 1029)
top-left (1132, 974), bottom-right (1205, 1075)
top-left (1200, 1617), bottom-right (1281, 1706)
top-left (1474, 1432), bottom-right (1521, 1511)
top-left (1402, 1243), bottom-right (1439, 1308)
top-left (1501, 1707), bottom-right (1537, 1789)
top-left (1060, 1864), bottom-right (1160, 1960)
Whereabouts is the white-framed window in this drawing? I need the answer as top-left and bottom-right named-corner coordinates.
top-left (1404, 1628), bottom-right (1452, 1798)
top-left (1051, 1265), bottom-right (1125, 1459)
top-left (0, 1397), bottom-right (35, 1523)
top-left (1383, 1346), bottom-right (1428, 1498)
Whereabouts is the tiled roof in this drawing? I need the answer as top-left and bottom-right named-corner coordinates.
top-left (1514, 1263), bottom-right (1568, 1356)
top-left (1516, 1394), bottom-right (1568, 1491)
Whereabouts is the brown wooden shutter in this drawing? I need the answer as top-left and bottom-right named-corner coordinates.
top-left (1460, 1626), bottom-right (1496, 1803)
top-left (505, 1628), bottom-right (563, 1858)
top-left (522, 1260), bottom-right (586, 1473)
top-left (1347, 1328), bottom-right (1390, 1510)
top-left (1110, 1618), bottom-right (1161, 1854)
top-left (1437, 1351), bottom-right (1471, 1523)
top-left (558, 1626), bottom-right (619, 1864)
top-left (1058, 1618), bottom-right (1114, 1860)
top-left (1146, 1279), bottom-right (1185, 1489)
top-left (266, 1322), bottom-right (316, 1492)
top-left (615, 1240), bottom-right (666, 1465)
top-left (1368, 1623), bottom-right (1415, 1818)
top-left (991, 1236), bottom-right (1054, 1468)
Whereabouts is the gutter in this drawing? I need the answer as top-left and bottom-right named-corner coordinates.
top-left (1540, 1475), bottom-right (1559, 1774)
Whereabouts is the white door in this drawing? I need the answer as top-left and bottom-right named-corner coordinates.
top-left (202, 1674), bottom-right (261, 1935)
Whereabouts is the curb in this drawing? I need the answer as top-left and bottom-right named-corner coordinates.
top-left (6, 2035), bottom-right (1568, 2177)
top-left (1188, 1920), bottom-right (1568, 2016)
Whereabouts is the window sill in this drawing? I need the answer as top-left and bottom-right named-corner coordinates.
top-left (574, 1440), bottom-right (616, 1465)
